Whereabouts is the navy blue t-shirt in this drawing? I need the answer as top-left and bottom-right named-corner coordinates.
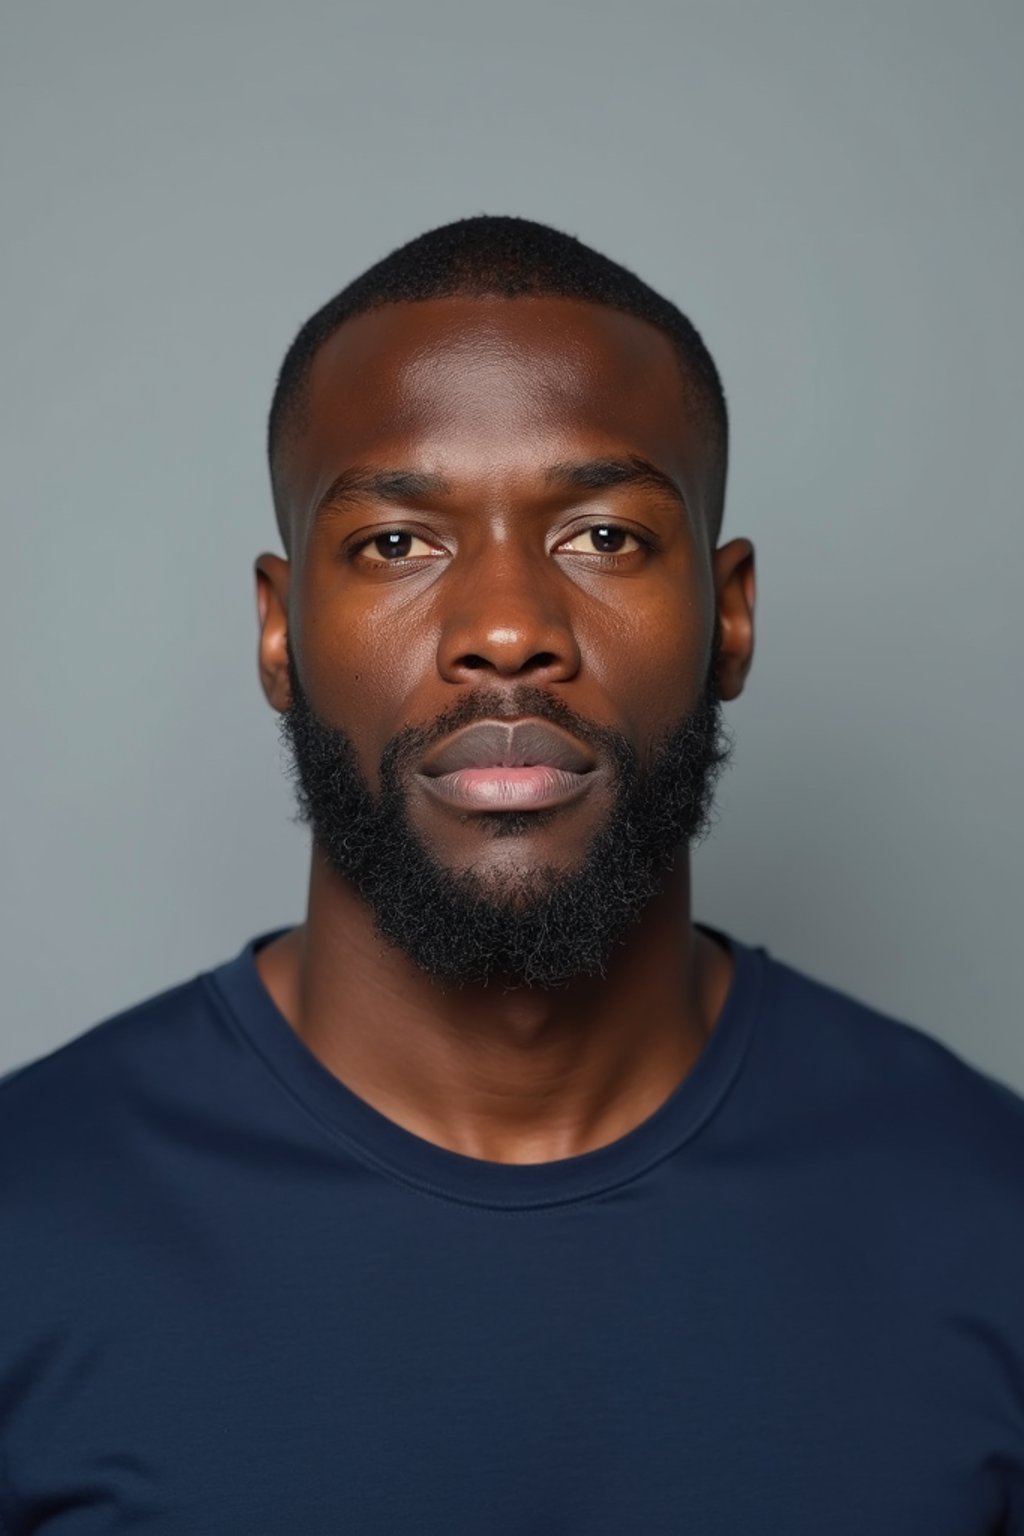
top-left (2, 925), bottom-right (1024, 1533)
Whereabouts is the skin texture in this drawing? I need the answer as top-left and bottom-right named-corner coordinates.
top-left (255, 295), bottom-right (755, 1164)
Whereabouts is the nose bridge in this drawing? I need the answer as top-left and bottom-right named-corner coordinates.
top-left (437, 528), bottom-right (579, 681)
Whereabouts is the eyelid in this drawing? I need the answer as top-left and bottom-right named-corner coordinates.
top-left (349, 525), bottom-right (448, 563)
top-left (554, 519), bottom-right (654, 553)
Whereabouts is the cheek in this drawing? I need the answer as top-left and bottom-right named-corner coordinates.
top-left (295, 561), bottom-right (440, 746)
top-left (581, 579), bottom-right (711, 738)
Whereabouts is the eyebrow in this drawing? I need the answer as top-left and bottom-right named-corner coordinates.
top-left (543, 456), bottom-right (689, 515)
top-left (311, 454), bottom-right (688, 522)
top-left (313, 467), bottom-right (453, 521)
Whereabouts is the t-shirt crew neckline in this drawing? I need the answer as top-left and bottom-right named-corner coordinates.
top-left (207, 923), bottom-right (766, 1210)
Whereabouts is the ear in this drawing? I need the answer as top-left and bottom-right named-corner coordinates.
top-left (712, 538), bottom-right (755, 701)
top-left (254, 553), bottom-right (292, 713)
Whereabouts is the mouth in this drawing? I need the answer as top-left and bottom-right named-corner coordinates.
top-left (416, 718), bottom-right (598, 813)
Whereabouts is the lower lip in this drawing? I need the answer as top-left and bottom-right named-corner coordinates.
top-left (418, 765), bottom-right (593, 811)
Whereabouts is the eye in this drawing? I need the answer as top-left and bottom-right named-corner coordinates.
top-left (557, 524), bottom-right (645, 556)
top-left (355, 530), bottom-right (444, 563)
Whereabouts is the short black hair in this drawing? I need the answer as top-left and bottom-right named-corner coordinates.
top-left (268, 214), bottom-right (728, 546)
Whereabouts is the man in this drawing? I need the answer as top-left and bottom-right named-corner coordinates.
top-left (2, 215), bottom-right (1022, 1534)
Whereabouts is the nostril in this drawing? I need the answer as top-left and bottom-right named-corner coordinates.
top-left (456, 652), bottom-right (559, 672)
top-left (445, 638), bottom-right (580, 684)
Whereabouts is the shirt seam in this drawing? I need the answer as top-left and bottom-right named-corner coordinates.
top-left (202, 959), bottom-right (762, 1214)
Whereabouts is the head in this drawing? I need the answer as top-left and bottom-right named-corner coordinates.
top-left (257, 215), bottom-right (755, 988)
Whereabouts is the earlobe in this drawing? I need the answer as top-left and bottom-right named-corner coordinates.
top-left (712, 538), bottom-right (756, 702)
top-left (254, 553), bottom-right (293, 714)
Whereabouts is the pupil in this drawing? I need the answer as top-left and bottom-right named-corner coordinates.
top-left (592, 526), bottom-right (624, 552)
top-left (378, 532), bottom-right (412, 559)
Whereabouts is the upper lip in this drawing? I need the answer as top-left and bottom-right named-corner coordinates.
top-left (419, 719), bottom-right (596, 777)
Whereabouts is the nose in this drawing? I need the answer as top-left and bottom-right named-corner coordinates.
top-left (436, 544), bottom-right (582, 685)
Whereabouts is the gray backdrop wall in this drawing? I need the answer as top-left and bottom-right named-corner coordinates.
top-left (3, 1), bottom-right (1022, 1088)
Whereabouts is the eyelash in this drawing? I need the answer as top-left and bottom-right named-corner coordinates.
top-left (348, 522), bottom-right (657, 565)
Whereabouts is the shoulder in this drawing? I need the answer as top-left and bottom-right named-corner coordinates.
top-left (0, 969), bottom-right (227, 1177)
top-left (0, 965), bottom-right (255, 1392)
top-left (751, 943), bottom-right (1024, 1190)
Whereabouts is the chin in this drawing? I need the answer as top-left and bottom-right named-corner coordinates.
top-left (447, 854), bottom-right (578, 909)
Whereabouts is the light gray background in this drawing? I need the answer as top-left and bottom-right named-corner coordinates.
top-left (3, 1), bottom-right (1021, 1088)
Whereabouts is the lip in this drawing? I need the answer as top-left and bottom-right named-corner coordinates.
top-left (418, 764), bottom-right (594, 812)
top-left (416, 718), bottom-right (598, 814)
top-left (419, 719), bottom-right (596, 777)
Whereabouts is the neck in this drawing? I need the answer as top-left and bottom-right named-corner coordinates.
top-left (255, 845), bottom-right (733, 1164)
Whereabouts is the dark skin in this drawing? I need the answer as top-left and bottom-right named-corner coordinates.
top-left (255, 295), bottom-right (755, 1164)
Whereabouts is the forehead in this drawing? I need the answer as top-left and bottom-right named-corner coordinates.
top-left (281, 295), bottom-right (714, 535)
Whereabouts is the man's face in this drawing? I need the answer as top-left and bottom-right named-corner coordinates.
top-left (259, 295), bottom-right (754, 986)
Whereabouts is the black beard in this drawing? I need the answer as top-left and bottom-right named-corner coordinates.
top-left (279, 641), bottom-right (731, 990)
